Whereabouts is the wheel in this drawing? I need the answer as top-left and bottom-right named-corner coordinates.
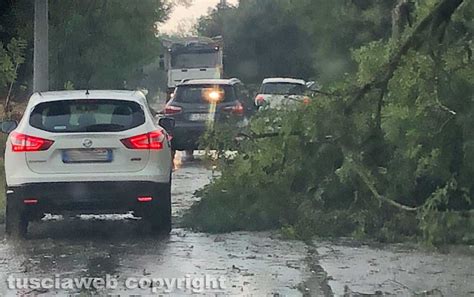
top-left (142, 182), bottom-right (172, 234)
top-left (5, 192), bottom-right (28, 238)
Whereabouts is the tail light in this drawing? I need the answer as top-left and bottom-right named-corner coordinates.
top-left (10, 132), bottom-right (54, 152)
top-left (121, 131), bottom-right (164, 150)
top-left (255, 95), bottom-right (265, 106)
top-left (303, 96), bottom-right (311, 105)
top-left (137, 196), bottom-right (153, 203)
top-left (164, 105), bottom-right (182, 115)
top-left (24, 199), bottom-right (38, 205)
top-left (223, 102), bottom-right (244, 116)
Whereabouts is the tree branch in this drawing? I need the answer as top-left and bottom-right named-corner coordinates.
top-left (345, 0), bottom-right (465, 115)
top-left (236, 132), bottom-right (339, 145)
top-left (4, 62), bottom-right (19, 117)
top-left (349, 160), bottom-right (419, 212)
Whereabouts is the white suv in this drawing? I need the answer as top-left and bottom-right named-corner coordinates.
top-left (254, 78), bottom-right (311, 109)
top-left (1, 90), bottom-right (174, 237)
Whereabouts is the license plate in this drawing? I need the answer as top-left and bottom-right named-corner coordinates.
top-left (189, 113), bottom-right (209, 122)
top-left (62, 149), bottom-right (113, 164)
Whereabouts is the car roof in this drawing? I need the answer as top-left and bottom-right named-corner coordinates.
top-left (262, 78), bottom-right (306, 85)
top-left (28, 90), bottom-right (147, 105)
top-left (178, 78), bottom-right (241, 86)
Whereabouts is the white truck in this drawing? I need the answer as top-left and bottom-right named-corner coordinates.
top-left (160, 36), bottom-right (224, 100)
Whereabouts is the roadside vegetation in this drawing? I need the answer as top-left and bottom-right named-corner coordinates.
top-left (185, 0), bottom-right (474, 246)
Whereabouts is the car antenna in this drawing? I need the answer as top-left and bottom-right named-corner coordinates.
top-left (85, 89), bottom-right (90, 96)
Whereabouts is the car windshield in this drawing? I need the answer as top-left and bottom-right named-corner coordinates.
top-left (171, 52), bottom-right (219, 69)
top-left (173, 84), bottom-right (236, 104)
top-left (261, 83), bottom-right (305, 95)
top-left (29, 100), bottom-right (145, 132)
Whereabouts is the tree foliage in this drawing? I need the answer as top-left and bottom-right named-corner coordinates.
top-left (196, 0), bottom-right (315, 82)
top-left (49, 0), bottom-right (171, 90)
top-left (0, 38), bottom-right (27, 94)
top-left (0, 0), bottom-right (32, 101)
top-left (0, 0), bottom-right (173, 97)
top-left (186, 0), bottom-right (474, 245)
top-left (196, 0), bottom-right (397, 84)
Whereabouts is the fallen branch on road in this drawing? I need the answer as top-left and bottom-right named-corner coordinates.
top-left (347, 158), bottom-right (419, 212)
top-left (236, 132), bottom-right (339, 144)
top-left (344, 0), bottom-right (465, 115)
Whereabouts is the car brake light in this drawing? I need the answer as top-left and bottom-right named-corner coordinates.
top-left (137, 196), bottom-right (153, 202)
top-left (164, 105), bottom-right (182, 115)
top-left (10, 132), bottom-right (54, 152)
top-left (121, 131), bottom-right (164, 150)
top-left (255, 95), bottom-right (265, 106)
top-left (24, 199), bottom-right (38, 205)
top-left (223, 102), bottom-right (244, 116)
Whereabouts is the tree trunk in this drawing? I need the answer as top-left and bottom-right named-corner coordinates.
top-left (392, 0), bottom-right (412, 41)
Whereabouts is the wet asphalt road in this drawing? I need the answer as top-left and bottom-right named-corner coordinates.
top-left (0, 158), bottom-right (472, 296)
top-left (0, 159), bottom-right (320, 296)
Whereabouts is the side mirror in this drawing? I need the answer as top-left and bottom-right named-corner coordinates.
top-left (158, 117), bottom-right (175, 134)
top-left (1, 121), bottom-right (18, 134)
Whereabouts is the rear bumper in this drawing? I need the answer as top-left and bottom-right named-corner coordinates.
top-left (7, 172), bottom-right (171, 187)
top-left (7, 181), bottom-right (170, 216)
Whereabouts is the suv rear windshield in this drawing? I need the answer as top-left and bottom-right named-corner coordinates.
top-left (30, 99), bottom-right (145, 133)
top-left (174, 84), bottom-right (236, 104)
top-left (261, 83), bottom-right (305, 95)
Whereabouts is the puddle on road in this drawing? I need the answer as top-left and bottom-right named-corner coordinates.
top-left (0, 227), bottom-right (314, 296)
top-left (312, 240), bottom-right (474, 296)
top-left (171, 159), bottom-right (215, 222)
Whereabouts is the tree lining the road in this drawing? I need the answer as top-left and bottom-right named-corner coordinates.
top-left (0, 0), bottom-right (175, 102)
top-left (196, 0), bottom-right (398, 84)
top-left (196, 0), bottom-right (316, 83)
top-left (48, 0), bottom-right (171, 90)
top-left (0, 0), bottom-right (31, 111)
top-left (186, 0), bottom-right (473, 245)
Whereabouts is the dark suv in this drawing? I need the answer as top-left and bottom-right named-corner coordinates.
top-left (163, 78), bottom-right (251, 151)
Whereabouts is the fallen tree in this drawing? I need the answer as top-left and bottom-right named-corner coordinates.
top-left (185, 0), bottom-right (473, 245)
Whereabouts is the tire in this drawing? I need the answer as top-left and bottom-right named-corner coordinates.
top-left (142, 182), bottom-right (172, 234)
top-left (183, 150), bottom-right (195, 162)
top-left (5, 192), bottom-right (28, 238)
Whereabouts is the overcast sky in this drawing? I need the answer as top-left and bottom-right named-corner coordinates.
top-left (159, 0), bottom-right (238, 34)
